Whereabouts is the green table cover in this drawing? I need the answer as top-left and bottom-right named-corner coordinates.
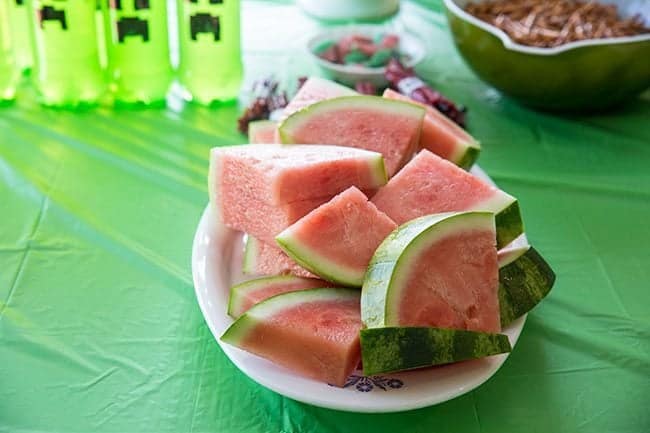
top-left (1, 1), bottom-right (649, 432)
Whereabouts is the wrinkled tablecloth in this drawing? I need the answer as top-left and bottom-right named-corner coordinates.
top-left (1, 1), bottom-right (649, 432)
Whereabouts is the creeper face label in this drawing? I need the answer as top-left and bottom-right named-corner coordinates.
top-left (190, 13), bottom-right (219, 41)
top-left (109, 0), bottom-right (155, 43)
top-left (39, 4), bottom-right (67, 29)
top-left (184, 0), bottom-right (225, 43)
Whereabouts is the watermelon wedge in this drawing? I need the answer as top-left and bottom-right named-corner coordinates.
top-left (361, 212), bottom-right (501, 333)
top-left (282, 77), bottom-right (357, 119)
top-left (276, 187), bottom-right (398, 287)
top-left (278, 96), bottom-right (425, 177)
top-left (221, 288), bottom-right (362, 387)
top-left (209, 144), bottom-right (387, 243)
top-left (242, 236), bottom-right (315, 278)
top-left (383, 89), bottom-right (481, 169)
top-left (360, 327), bottom-right (512, 375)
top-left (498, 246), bottom-right (556, 326)
top-left (227, 275), bottom-right (330, 318)
top-left (248, 120), bottom-right (278, 144)
top-left (371, 150), bottom-right (523, 248)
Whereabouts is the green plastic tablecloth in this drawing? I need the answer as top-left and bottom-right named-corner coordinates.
top-left (1, 1), bottom-right (649, 432)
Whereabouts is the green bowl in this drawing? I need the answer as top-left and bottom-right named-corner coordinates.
top-left (443, 0), bottom-right (650, 111)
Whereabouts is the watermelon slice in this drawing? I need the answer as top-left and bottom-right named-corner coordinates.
top-left (360, 327), bottom-right (512, 375)
top-left (209, 144), bottom-right (387, 243)
top-left (276, 187), bottom-right (398, 287)
top-left (221, 288), bottom-right (362, 387)
top-left (282, 77), bottom-right (357, 119)
top-left (248, 120), bottom-right (278, 144)
top-left (371, 150), bottom-right (523, 248)
top-left (227, 275), bottom-right (330, 318)
top-left (361, 212), bottom-right (501, 333)
top-left (498, 245), bottom-right (556, 326)
top-left (242, 236), bottom-right (315, 278)
top-left (383, 89), bottom-right (481, 169)
top-left (278, 96), bottom-right (425, 177)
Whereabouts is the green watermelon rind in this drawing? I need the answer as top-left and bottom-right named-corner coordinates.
top-left (464, 188), bottom-right (523, 249)
top-left (361, 212), bottom-right (496, 328)
top-left (247, 120), bottom-right (277, 143)
top-left (365, 153), bottom-right (389, 189)
top-left (221, 287), bottom-right (358, 345)
top-left (241, 235), bottom-right (258, 275)
top-left (499, 246), bottom-right (556, 327)
top-left (275, 228), bottom-right (364, 287)
top-left (456, 144), bottom-right (481, 170)
top-left (227, 274), bottom-right (322, 319)
top-left (494, 200), bottom-right (524, 248)
top-left (360, 327), bottom-right (512, 376)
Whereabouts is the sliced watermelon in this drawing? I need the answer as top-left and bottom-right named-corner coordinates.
top-left (221, 288), bottom-right (362, 387)
top-left (276, 187), bottom-right (397, 287)
top-left (499, 246), bottom-right (556, 326)
top-left (383, 89), bottom-right (481, 169)
top-left (360, 327), bottom-right (512, 375)
top-left (242, 236), bottom-right (315, 278)
top-left (248, 120), bottom-right (278, 144)
top-left (227, 275), bottom-right (330, 318)
top-left (371, 150), bottom-right (523, 248)
top-left (361, 212), bottom-right (500, 333)
top-left (209, 144), bottom-right (387, 243)
top-left (282, 77), bottom-right (357, 119)
top-left (278, 96), bottom-right (425, 177)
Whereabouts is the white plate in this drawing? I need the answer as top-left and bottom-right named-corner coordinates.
top-left (191, 166), bottom-right (527, 413)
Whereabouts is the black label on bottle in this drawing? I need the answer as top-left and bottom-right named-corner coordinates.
top-left (117, 17), bottom-right (149, 42)
top-left (39, 6), bottom-right (67, 30)
top-left (190, 13), bottom-right (220, 41)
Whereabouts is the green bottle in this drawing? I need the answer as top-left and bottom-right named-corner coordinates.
top-left (28, 0), bottom-right (105, 107)
top-left (0, 0), bottom-right (17, 102)
top-left (103, 0), bottom-right (172, 105)
top-left (9, 0), bottom-right (33, 73)
top-left (176, 0), bottom-right (243, 105)
top-left (96, 0), bottom-right (107, 69)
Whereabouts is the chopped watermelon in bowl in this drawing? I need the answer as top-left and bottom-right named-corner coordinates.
top-left (307, 27), bottom-right (426, 87)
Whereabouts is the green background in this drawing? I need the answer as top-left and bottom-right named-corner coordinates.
top-left (1, 1), bottom-right (649, 432)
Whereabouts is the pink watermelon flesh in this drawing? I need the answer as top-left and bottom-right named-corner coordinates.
top-left (372, 150), bottom-right (511, 225)
top-left (277, 187), bottom-right (397, 286)
top-left (397, 229), bottom-right (500, 333)
top-left (249, 121), bottom-right (278, 144)
top-left (383, 89), bottom-right (478, 165)
top-left (210, 144), bottom-right (386, 243)
top-left (232, 197), bottom-right (329, 245)
top-left (240, 296), bottom-right (361, 386)
top-left (231, 277), bottom-right (329, 318)
top-left (245, 237), bottom-right (316, 278)
top-left (282, 77), bottom-right (357, 119)
top-left (281, 104), bottom-right (421, 177)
